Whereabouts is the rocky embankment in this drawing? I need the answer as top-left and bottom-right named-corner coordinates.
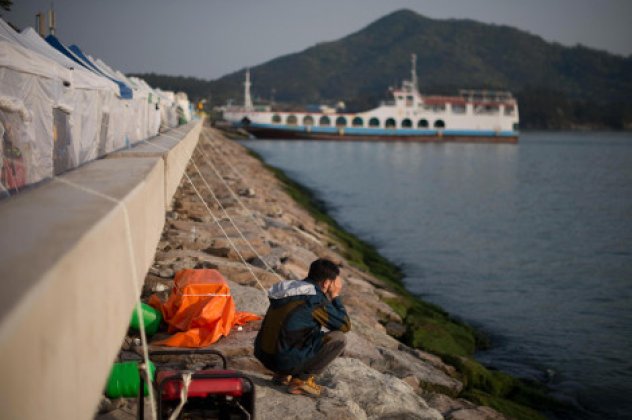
top-left (97, 126), bottom-right (509, 419)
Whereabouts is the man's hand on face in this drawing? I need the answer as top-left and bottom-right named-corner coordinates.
top-left (326, 276), bottom-right (342, 300)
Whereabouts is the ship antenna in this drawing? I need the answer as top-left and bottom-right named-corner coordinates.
top-left (244, 68), bottom-right (254, 110)
top-left (411, 53), bottom-right (418, 91)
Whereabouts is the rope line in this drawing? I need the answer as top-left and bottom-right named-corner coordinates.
top-left (197, 132), bottom-right (274, 238)
top-left (182, 170), bottom-right (268, 293)
top-left (197, 132), bottom-right (286, 277)
top-left (54, 176), bottom-right (158, 420)
top-left (140, 137), bottom-right (275, 291)
top-left (168, 372), bottom-right (192, 420)
top-left (189, 156), bottom-right (284, 283)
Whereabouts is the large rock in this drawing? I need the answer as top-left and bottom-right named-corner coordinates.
top-left (423, 392), bottom-right (506, 420)
top-left (351, 318), bottom-right (401, 350)
top-left (155, 249), bottom-right (280, 288)
top-left (252, 371), bottom-right (324, 420)
top-left (344, 331), bottom-right (384, 366)
top-left (227, 280), bottom-right (269, 316)
top-left (320, 358), bottom-right (443, 420)
top-left (372, 346), bottom-right (463, 397)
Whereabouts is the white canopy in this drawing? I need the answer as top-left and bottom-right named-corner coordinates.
top-left (0, 19), bottom-right (117, 92)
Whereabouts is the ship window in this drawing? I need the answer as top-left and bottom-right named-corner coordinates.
top-left (335, 116), bottom-right (347, 127)
top-left (505, 106), bottom-right (515, 115)
top-left (303, 115), bottom-right (314, 126)
top-left (406, 96), bottom-right (414, 107)
top-left (452, 104), bottom-right (466, 114)
top-left (426, 104), bottom-right (446, 112)
top-left (434, 119), bottom-right (445, 128)
top-left (385, 118), bottom-right (396, 129)
top-left (474, 105), bottom-right (499, 115)
top-left (272, 114), bottom-right (282, 123)
top-left (352, 117), bottom-right (363, 127)
top-left (369, 117), bottom-right (380, 127)
top-left (319, 116), bottom-right (331, 126)
top-left (401, 118), bottom-right (412, 128)
top-left (417, 119), bottom-right (429, 128)
top-left (286, 115), bottom-right (298, 126)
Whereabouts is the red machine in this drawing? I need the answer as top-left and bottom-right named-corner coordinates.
top-left (138, 349), bottom-right (255, 419)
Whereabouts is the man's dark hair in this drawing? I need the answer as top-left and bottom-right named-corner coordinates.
top-left (307, 259), bottom-right (340, 284)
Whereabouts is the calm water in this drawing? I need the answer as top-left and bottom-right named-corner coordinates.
top-left (241, 132), bottom-right (632, 418)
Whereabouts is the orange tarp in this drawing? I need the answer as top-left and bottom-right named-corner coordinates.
top-left (148, 269), bottom-right (261, 348)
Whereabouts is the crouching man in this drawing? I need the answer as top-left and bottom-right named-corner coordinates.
top-left (254, 258), bottom-right (351, 396)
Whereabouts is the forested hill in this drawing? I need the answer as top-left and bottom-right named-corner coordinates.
top-left (132, 9), bottom-right (632, 129)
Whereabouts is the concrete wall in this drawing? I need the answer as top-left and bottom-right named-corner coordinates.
top-left (0, 120), bottom-right (202, 419)
top-left (110, 120), bottom-right (202, 209)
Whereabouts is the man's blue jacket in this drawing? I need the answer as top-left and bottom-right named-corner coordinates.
top-left (254, 279), bottom-right (351, 374)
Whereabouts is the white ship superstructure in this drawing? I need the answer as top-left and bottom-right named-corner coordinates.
top-left (223, 55), bottom-right (519, 143)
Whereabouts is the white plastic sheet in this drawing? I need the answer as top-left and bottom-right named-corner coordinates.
top-left (0, 19), bottom-right (186, 193)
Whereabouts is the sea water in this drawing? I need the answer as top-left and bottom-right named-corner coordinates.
top-left (241, 132), bottom-right (632, 419)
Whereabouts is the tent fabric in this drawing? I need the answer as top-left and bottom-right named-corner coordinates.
top-left (0, 20), bottom-right (116, 93)
top-left (44, 34), bottom-right (85, 68)
top-left (0, 17), bottom-right (184, 192)
top-left (46, 36), bottom-right (132, 99)
top-left (66, 43), bottom-right (133, 100)
top-left (149, 269), bottom-right (261, 348)
top-left (19, 29), bottom-right (117, 92)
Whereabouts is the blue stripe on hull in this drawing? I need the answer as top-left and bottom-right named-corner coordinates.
top-left (236, 122), bottom-right (518, 138)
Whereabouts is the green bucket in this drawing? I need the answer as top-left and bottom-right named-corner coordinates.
top-left (105, 361), bottom-right (156, 398)
top-left (129, 303), bottom-right (162, 335)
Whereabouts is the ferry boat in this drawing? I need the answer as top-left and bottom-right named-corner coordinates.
top-left (222, 55), bottom-right (519, 143)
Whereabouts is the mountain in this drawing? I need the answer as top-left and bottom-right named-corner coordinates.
top-left (133, 9), bottom-right (632, 129)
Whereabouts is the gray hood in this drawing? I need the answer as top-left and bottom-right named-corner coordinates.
top-left (268, 280), bottom-right (317, 300)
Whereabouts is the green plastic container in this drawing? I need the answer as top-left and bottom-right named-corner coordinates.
top-left (105, 361), bottom-right (156, 398)
top-left (129, 303), bottom-right (162, 335)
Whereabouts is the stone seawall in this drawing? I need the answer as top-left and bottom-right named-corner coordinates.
top-left (99, 125), bottom-right (512, 419)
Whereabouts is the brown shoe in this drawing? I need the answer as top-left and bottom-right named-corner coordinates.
top-left (272, 373), bottom-right (292, 386)
top-left (287, 376), bottom-right (321, 396)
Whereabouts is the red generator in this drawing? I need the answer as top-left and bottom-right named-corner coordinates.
top-left (137, 349), bottom-right (255, 420)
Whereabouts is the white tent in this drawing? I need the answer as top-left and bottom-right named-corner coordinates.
top-left (155, 88), bottom-right (180, 129)
top-left (0, 18), bottom-right (169, 193)
top-left (19, 28), bottom-right (118, 92)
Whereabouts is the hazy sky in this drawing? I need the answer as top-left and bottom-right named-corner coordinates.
top-left (4, 0), bottom-right (632, 80)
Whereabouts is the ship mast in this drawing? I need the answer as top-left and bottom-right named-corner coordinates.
top-left (410, 53), bottom-right (418, 91)
top-left (244, 68), bottom-right (253, 111)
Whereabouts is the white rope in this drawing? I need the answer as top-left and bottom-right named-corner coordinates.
top-left (188, 156), bottom-right (284, 283)
top-left (140, 138), bottom-right (271, 292)
top-left (168, 372), bottom-right (192, 420)
top-left (182, 170), bottom-right (268, 293)
top-left (54, 176), bottom-right (158, 420)
top-left (197, 132), bottom-right (287, 278)
top-left (201, 133), bottom-right (272, 227)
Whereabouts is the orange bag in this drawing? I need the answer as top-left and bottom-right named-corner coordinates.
top-left (149, 269), bottom-right (261, 348)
